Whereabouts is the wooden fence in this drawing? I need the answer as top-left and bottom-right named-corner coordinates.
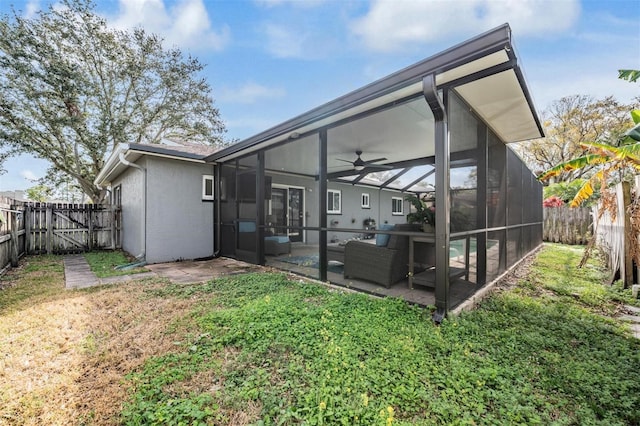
top-left (0, 197), bottom-right (26, 271)
top-left (25, 203), bottom-right (119, 254)
top-left (592, 180), bottom-right (635, 287)
top-left (543, 206), bottom-right (592, 245)
top-left (0, 198), bottom-right (120, 272)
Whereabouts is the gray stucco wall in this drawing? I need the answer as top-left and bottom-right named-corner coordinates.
top-left (327, 183), bottom-right (408, 240)
top-left (270, 173), bottom-right (409, 243)
top-left (145, 157), bottom-right (215, 263)
top-left (112, 156), bottom-right (214, 264)
top-left (113, 157), bottom-right (146, 258)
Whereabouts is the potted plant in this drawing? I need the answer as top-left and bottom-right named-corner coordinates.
top-left (405, 194), bottom-right (435, 232)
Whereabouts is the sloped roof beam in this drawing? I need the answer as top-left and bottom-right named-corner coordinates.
top-left (402, 168), bottom-right (435, 192)
top-left (380, 168), bottom-right (411, 189)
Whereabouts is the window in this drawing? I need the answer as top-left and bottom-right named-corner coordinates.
top-left (361, 193), bottom-right (370, 208)
top-left (202, 175), bottom-right (214, 200)
top-left (112, 185), bottom-right (121, 206)
top-left (392, 197), bottom-right (403, 215)
top-left (327, 189), bottom-right (341, 214)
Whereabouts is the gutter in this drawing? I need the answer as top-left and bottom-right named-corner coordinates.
top-left (95, 143), bottom-right (129, 187)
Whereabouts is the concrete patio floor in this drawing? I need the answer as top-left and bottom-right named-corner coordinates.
top-left (64, 255), bottom-right (263, 289)
top-left (146, 257), bottom-right (262, 283)
top-left (64, 254), bottom-right (475, 310)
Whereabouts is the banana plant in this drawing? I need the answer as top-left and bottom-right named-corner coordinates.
top-left (538, 109), bottom-right (640, 206)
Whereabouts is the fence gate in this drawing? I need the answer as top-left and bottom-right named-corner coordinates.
top-left (25, 203), bottom-right (120, 254)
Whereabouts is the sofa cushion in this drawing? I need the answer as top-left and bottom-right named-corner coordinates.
top-left (238, 221), bottom-right (256, 233)
top-left (376, 224), bottom-right (395, 246)
top-left (265, 236), bottom-right (290, 243)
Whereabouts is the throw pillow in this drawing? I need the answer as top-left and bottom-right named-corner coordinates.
top-left (375, 224), bottom-right (394, 246)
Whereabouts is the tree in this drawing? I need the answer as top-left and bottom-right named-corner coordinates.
top-left (537, 71), bottom-right (640, 207)
top-left (26, 172), bottom-right (86, 203)
top-left (26, 185), bottom-right (52, 202)
top-left (538, 110), bottom-right (640, 206)
top-left (514, 95), bottom-right (635, 182)
top-left (619, 69), bottom-right (640, 83)
top-left (0, 0), bottom-right (227, 203)
top-left (543, 179), bottom-right (598, 206)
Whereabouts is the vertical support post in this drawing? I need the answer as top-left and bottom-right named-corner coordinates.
top-left (256, 151), bottom-right (266, 265)
top-left (88, 204), bottom-right (94, 251)
top-left (9, 207), bottom-right (18, 267)
top-left (621, 181), bottom-right (633, 288)
top-left (319, 129), bottom-right (328, 282)
top-left (110, 205), bottom-right (115, 250)
top-left (24, 204), bottom-right (31, 255)
top-left (635, 176), bottom-right (640, 286)
top-left (214, 164), bottom-right (221, 257)
top-left (476, 123), bottom-right (487, 286)
top-left (46, 204), bottom-right (53, 254)
top-left (423, 75), bottom-right (450, 322)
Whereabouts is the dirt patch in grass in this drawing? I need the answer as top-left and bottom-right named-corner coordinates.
top-left (0, 256), bottom-right (210, 425)
top-left (495, 245), bottom-right (540, 291)
top-left (72, 282), bottom-right (203, 423)
top-left (0, 294), bottom-right (91, 424)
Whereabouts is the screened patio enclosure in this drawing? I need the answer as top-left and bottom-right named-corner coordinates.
top-left (207, 24), bottom-right (544, 318)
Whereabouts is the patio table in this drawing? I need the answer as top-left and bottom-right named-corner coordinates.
top-left (408, 234), bottom-right (469, 289)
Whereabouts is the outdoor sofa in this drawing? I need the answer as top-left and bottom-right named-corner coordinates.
top-left (343, 223), bottom-right (425, 288)
top-left (264, 235), bottom-right (291, 256)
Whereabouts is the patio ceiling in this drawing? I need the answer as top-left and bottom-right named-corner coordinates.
top-left (208, 24), bottom-right (543, 184)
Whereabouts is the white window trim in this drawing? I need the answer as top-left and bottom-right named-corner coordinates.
top-left (327, 189), bottom-right (341, 214)
top-left (361, 193), bottom-right (370, 209)
top-left (392, 196), bottom-right (403, 215)
top-left (202, 175), bottom-right (214, 201)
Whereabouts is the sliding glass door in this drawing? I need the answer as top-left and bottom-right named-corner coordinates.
top-left (269, 186), bottom-right (304, 243)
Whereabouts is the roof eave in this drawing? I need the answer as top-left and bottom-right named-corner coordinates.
top-left (127, 143), bottom-right (211, 160)
top-left (94, 143), bottom-right (129, 187)
top-left (95, 143), bottom-right (210, 187)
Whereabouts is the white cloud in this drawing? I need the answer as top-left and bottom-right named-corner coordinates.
top-left (254, 0), bottom-right (327, 9)
top-left (527, 60), bottom-right (638, 112)
top-left (110, 0), bottom-right (230, 51)
top-left (264, 24), bottom-right (307, 58)
top-left (20, 169), bottom-right (39, 182)
top-left (350, 0), bottom-right (581, 52)
top-left (520, 11), bottom-right (638, 111)
top-left (219, 82), bottom-right (285, 104)
top-left (262, 21), bottom-right (340, 59)
top-left (24, 0), bottom-right (41, 18)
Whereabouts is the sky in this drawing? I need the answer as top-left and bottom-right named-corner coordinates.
top-left (0, 0), bottom-right (639, 193)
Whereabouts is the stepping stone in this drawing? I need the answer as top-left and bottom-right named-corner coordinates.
top-left (629, 324), bottom-right (640, 339)
top-left (623, 305), bottom-right (640, 314)
top-left (64, 255), bottom-right (99, 289)
top-left (618, 314), bottom-right (640, 324)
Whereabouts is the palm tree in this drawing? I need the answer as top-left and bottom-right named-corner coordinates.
top-left (538, 109), bottom-right (640, 206)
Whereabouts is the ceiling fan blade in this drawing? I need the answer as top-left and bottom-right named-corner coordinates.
top-left (363, 157), bottom-right (387, 164)
top-left (336, 158), bottom-right (354, 163)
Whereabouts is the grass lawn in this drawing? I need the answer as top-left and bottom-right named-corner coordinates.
top-left (1, 243), bottom-right (639, 425)
top-left (83, 250), bottom-right (149, 278)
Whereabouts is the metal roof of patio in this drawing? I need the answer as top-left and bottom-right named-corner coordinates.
top-left (206, 23), bottom-right (544, 175)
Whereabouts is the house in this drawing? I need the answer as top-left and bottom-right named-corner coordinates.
top-left (95, 142), bottom-right (217, 264)
top-left (95, 24), bottom-right (544, 318)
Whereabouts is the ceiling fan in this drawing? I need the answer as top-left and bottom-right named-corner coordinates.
top-left (336, 150), bottom-right (392, 171)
